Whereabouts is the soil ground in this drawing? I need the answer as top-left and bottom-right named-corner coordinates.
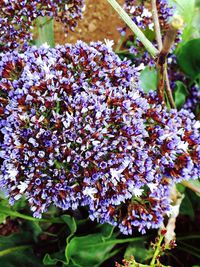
top-left (55, 0), bottom-right (124, 47)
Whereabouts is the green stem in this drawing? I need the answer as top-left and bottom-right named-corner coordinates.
top-left (0, 245), bottom-right (31, 257)
top-left (0, 207), bottom-right (63, 224)
top-left (115, 35), bottom-right (126, 53)
top-left (106, 0), bottom-right (159, 57)
top-left (130, 263), bottom-right (150, 267)
top-left (150, 234), bottom-right (164, 266)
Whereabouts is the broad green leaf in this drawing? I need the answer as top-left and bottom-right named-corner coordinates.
top-left (169, 0), bottom-right (196, 42)
top-left (0, 232), bottom-right (43, 267)
top-left (65, 233), bottom-right (117, 267)
top-left (35, 16), bottom-right (55, 48)
top-left (96, 223), bottom-right (115, 240)
top-left (180, 194), bottom-right (195, 219)
top-left (0, 214), bottom-right (7, 224)
top-left (140, 67), bottom-right (157, 93)
top-left (177, 39), bottom-right (200, 79)
top-left (43, 215), bottom-right (77, 266)
top-left (43, 251), bottom-right (66, 266)
top-left (173, 81), bottom-right (189, 108)
top-left (188, 179), bottom-right (200, 197)
top-left (61, 215), bottom-right (77, 239)
top-left (65, 225), bottom-right (145, 267)
top-left (176, 183), bottom-right (186, 194)
top-left (124, 240), bottom-right (153, 263)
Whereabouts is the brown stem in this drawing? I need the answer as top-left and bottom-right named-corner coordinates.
top-left (158, 15), bottom-right (184, 66)
top-left (164, 67), bottom-right (176, 108)
top-left (157, 63), bottom-right (165, 102)
top-left (151, 0), bottom-right (163, 51)
top-left (156, 15), bottom-right (183, 105)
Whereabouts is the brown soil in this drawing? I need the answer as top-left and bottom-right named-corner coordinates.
top-left (55, 0), bottom-right (124, 48)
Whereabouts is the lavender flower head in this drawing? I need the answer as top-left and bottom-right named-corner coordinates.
top-left (0, 0), bottom-right (85, 51)
top-left (123, 0), bottom-right (173, 31)
top-left (0, 41), bottom-right (199, 235)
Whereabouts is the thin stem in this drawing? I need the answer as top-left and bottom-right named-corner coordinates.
top-left (151, 0), bottom-right (176, 108)
top-left (151, 0), bottom-right (165, 102)
top-left (106, 0), bottom-right (159, 57)
top-left (164, 67), bottom-right (176, 108)
top-left (151, 0), bottom-right (162, 51)
top-left (115, 35), bottom-right (126, 52)
top-left (150, 234), bottom-right (164, 266)
top-left (0, 245), bottom-right (31, 257)
top-left (158, 15), bottom-right (183, 66)
top-left (0, 207), bottom-right (63, 224)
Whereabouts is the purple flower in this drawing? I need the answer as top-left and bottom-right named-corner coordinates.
top-left (0, 0), bottom-right (85, 51)
top-left (0, 41), bottom-right (199, 235)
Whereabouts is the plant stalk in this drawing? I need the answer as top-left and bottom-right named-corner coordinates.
top-left (107, 0), bottom-right (159, 57)
top-left (151, 0), bottom-right (163, 51)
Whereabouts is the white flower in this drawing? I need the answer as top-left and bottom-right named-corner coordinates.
top-left (41, 42), bottom-right (50, 50)
top-left (136, 63), bottom-right (145, 71)
top-left (129, 6), bottom-right (136, 14)
top-left (17, 181), bottom-right (28, 193)
top-left (132, 187), bottom-right (144, 197)
top-left (194, 121), bottom-right (200, 129)
top-left (110, 168), bottom-right (123, 182)
top-left (83, 187), bottom-right (97, 199)
top-left (148, 183), bottom-right (158, 192)
top-left (104, 39), bottom-right (114, 50)
top-left (177, 141), bottom-right (188, 151)
top-left (142, 8), bottom-right (152, 18)
top-left (7, 168), bottom-right (18, 181)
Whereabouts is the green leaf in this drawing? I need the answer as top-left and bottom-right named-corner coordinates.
top-left (65, 225), bottom-right (145, 267)
top-left (124, 240), bottom-right (153, 263)
top-left (173, 81), bottom-right (189, 108)
top-left (43, 251), bottom-right (66, 266)
top-left (0, 232), bottom-right (43, 267)
top-left (169, 0), bottom-right (196, 42)
top-left (96, 223), bottom-right (115, 241)
top-left (180, 194), bottom-right (195, 219)
top-left (35, 16), bottom-right (55, 48)
top-left (177, 39), bottom-right (200, 79)
top-left (176, 183), bottom-right (186, 194)
top-left (61, 215), bottom-right (77, 239)
top-left (65, 233), bottom-right (116, 267)
top-left (43, 215), bottom-right (77, 266)
top-left (187, 179), bottom-right (200, 197)
top-left (140, 67), bottom-right (157, 93)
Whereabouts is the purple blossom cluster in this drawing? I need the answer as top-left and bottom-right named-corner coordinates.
top-left (0, 0), bottom-right (84, 51)
top-left (118, 0), bottom-right (182, 72)
top-left (0, 41), bottom-right (199, 235)
top-left (123, 0), bottom-right (173, 32)
top-left (183, 84), bottom-right (200, 116)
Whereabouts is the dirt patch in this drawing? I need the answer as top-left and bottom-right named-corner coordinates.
top-left (55, 0), bottom-right (124, 47)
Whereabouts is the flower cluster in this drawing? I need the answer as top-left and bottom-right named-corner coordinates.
top-left (0, 0), bottom-right (84, 51)
top-left (119, 1), bottom-right (181, 65)
top-left (0, 41), bottom-right (199, 235)
top-left (123, 0), bottom-right (173, 32)
top-left (183, 84), bottom-right (200, 116)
